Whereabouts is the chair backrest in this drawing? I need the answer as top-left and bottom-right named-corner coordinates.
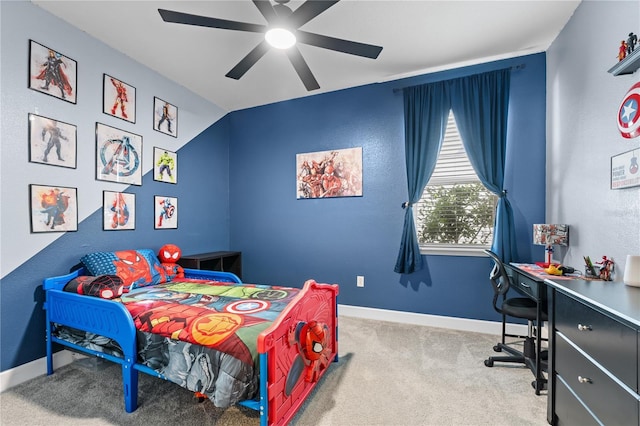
top-left (483, 249), bottom-right (512, 310)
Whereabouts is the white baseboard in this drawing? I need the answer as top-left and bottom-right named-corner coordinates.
top-left (0, 350), bottom-right (75, 393)
top-left (338, 304), bottom-right (535, 337)
top-left (1, 305), bottom-right (542, 393)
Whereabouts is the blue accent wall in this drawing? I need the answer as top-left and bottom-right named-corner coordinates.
top-left (228, 54), bottom-right (547, 319)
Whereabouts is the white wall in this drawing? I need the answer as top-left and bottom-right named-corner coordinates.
top-left (0, 1), bottom-right (228, 278)
top-left (547, 0), bottom-right (640, 276)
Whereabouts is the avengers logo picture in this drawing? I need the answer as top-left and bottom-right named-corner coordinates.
top-left (95, 123), bottom-right (143, 186)
top-left (617, 81), bottom-right (640, 139)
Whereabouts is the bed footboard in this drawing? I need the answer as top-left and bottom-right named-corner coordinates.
top-left (257, 279), bottom-right (339, 426)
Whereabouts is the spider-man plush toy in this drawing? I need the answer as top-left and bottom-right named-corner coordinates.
top-left (158, 243), bottom-right (185, 281)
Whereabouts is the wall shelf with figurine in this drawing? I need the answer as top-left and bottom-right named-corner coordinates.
top-left (609, 48), bottom-right (640, 76)
top-left (609, 33), bottom-right (640, 76)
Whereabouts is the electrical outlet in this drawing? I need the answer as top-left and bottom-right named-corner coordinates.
top-left (357, 275), bottom-right (365, 287)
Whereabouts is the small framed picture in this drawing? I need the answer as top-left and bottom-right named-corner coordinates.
top-left (103, 191), bottom-right (136, 231)
top-left (154, 195), bottom-right (178, 229)
top-left (103, 74), bottom-right (136, 123)
top-left (153, 97), bottom-right (178, 137)
top-left (153, 147), bottom-right (178, 184)
top-left (28, 40), bottom-right (77, 104)
top-left (611, 148), bottom-right (640, 189)
top-left (96, 122), bottom-right (143, 186)
top-left (29, 184), bottom-right (78, 233)
top-left (28, 113), bottom-right (77, 168)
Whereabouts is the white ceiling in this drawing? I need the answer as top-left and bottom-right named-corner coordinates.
top-left (32, 0), bottom-right (581, 112)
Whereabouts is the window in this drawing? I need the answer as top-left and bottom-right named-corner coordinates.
top-left (415, 111), bottom-right (497, 254)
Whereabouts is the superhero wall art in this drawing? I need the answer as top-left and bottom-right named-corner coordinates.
top-left (29, 184), bottom-right (78, 233)
top-left (28, 113), bottom-right (77, 169)
top-left (103, 73), bottom-right (136, 124)
top-left (296, 147), bottom-right (363, 199)
top-left (95, 123), bottom-right (143, 186)
top-left (28, 40), bottom-right (77, 104)
top-left (103, 190), bottom-right (136, 231)
top-left (155, 195), bottom-right (178, 229)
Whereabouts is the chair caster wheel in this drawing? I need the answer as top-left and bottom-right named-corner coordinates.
top-left (493, 344), bottom-right (502, 352)
top-left (484, 359), bottom-right (494, 367)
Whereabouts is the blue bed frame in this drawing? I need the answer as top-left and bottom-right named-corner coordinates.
top-left (44, 267), bottom-right (339, 426)
top-left (43, 268), bottom-right (270, 420)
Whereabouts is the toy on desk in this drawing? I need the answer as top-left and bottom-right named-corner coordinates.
top-left (544, 264), bottom-right (576, 276)
top-left (584, 256), bottom-right (598, 277)
top-left (545, 264), bottom-right (563, 275)
top-left (596, 256), bottom-right (614, 281)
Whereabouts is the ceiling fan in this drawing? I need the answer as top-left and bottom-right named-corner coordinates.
top-left (158, 0), bottom-right (383, 91)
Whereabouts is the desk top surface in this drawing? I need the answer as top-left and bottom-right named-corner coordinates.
top-left (509, 263), bottom-right (640, 328)
top-left (509, 263), bottom-right (577, 282)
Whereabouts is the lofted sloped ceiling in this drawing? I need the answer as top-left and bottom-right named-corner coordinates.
top-left (32, 0), bottom-right (581, 112)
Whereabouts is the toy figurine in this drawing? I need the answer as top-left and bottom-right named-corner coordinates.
top-left (627, 32), bottom-right (637, 54)
top-left (619, 40), bottom-right (628, 61)
top-left (596, 256), bottom-right (614, 281)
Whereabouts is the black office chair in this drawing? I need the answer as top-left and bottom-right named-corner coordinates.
top-left (482, 250), bottom-right (548, 390)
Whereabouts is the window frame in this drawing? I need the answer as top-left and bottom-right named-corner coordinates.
top-left (416, 111), bottom-right (497, 256)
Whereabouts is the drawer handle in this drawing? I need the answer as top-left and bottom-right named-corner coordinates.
top-left (577, 324), bottom-right (592, 331)
top-left (520, 282), bottom-right (530, 288)
top-left (577, 376), bottom-right (592, 384)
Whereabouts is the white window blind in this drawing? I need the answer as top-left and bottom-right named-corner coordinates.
top-left (428, 112), bottom-right (477, 185)
top-left (415, 111), bottom-right (497, 248)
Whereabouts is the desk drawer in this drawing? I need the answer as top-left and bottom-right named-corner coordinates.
top-left (556, 292), bottom-right (637, 391)
top-left (512, 272), bottom-right (539, 299)
top-left (555, 375), bottom-right (600, 426)
top-left (556, 333), bottom-right (639, 425)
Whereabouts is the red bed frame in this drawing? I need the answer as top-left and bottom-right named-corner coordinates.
top-left (44, 267), bottom-right (339, 426)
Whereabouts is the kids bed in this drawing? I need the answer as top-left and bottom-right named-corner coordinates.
top-left (43, 247), bottom-right (339, 426)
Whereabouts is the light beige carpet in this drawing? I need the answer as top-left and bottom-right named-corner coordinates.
top-left (0, 316), bottom-right (547, 425)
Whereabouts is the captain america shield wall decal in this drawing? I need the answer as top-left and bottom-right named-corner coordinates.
top-left (618, 81), bottom-right (640, 139)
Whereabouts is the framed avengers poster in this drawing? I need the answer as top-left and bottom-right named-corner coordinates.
top-left (29, 184), bottom-right (78, 233)
top-left (103, 191), bottom-right (136, 231)
top-left (153, 97), bottom-right (178, 137)
top-left (296, 147), bottom-right (363, 199)
top-left (154, 195), bottom-right (178, 229)
top-left (28, 40), bottom-right (77, 104)
top-left (28, 113), bottom-right (77, 169)
top-left (103, 74), bottom-right (136, 123)
top-left (95, 123), bottom-right (142, 186)
top-left (153, 147), bottom-right (177, 184)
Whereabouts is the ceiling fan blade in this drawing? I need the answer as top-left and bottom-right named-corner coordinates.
top-left (226, 41), bottom-right (271, 80)
top-left (296, 30), bottom-right (383, 59)
top-left (287, 0), bottom-right (340, 28)
top-left (158, 8), bottom-right (266, 33)
top-left (252, 0), bottom-right (278, 24)
top-left (286, 47), bottom-right (320, 91)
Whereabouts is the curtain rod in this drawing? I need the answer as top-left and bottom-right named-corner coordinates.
top-left (391, 63), bottom-right (526, 93)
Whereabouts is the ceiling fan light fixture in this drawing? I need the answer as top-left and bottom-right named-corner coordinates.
top-left (265, 28), bottom-right (296, 49)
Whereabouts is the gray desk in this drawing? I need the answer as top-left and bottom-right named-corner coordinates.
top-left (545, 278), bottom-right (640, 425)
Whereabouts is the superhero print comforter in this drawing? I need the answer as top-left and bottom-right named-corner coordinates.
top-left (54, 278), bottom-right (301, 407)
